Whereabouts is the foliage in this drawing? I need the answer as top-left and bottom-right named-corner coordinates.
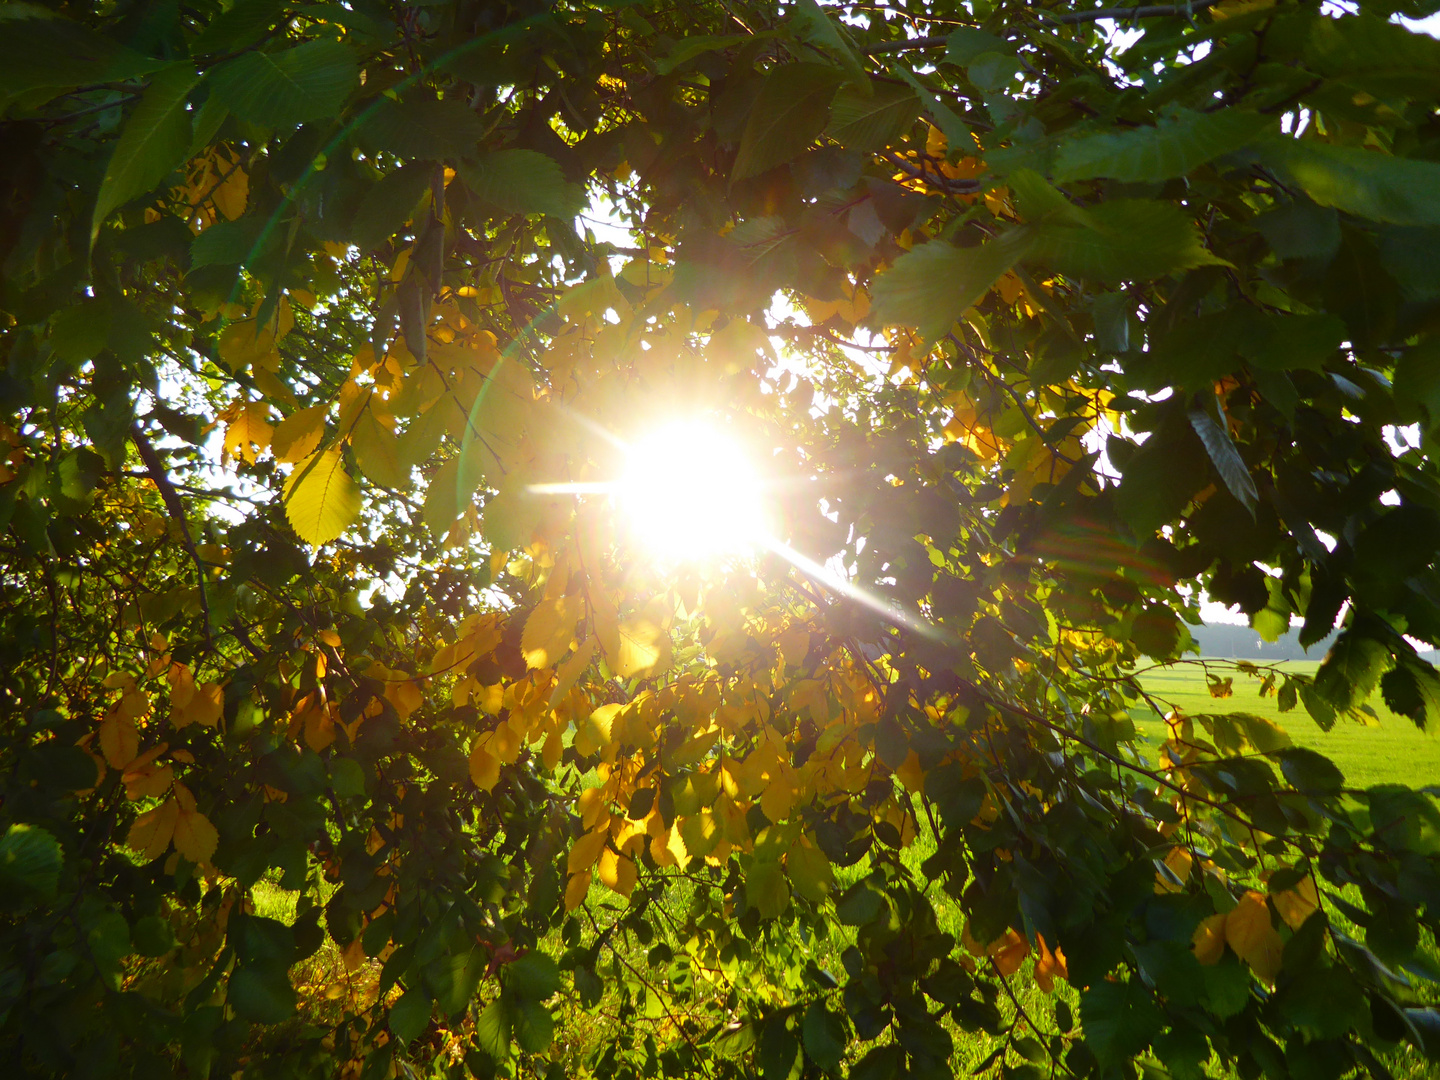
top-left (2, 1), bottom-right (1440, 1079)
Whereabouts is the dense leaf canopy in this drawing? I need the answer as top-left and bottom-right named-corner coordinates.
top-left (2, 1), bottom-right (1440, 1079)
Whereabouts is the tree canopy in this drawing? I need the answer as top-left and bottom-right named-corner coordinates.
top-left (3, 0), bottom-right (1440, 1078)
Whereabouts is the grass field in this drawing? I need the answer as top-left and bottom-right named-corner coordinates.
top-left (1133, 659), bottom-right (1440, 790)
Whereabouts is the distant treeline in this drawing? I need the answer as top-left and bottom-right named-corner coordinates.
top-left (1191, 622), bottom-right (1434, 660)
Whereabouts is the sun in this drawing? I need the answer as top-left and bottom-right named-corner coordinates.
top-left (615, 420), bottom-right (769, 563)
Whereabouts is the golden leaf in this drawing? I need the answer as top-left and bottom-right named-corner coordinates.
top-left (468, 742), bottom-right (500, 792)
top-left (127, 796), bottom-right (180, 862)
top-left (1272, 876), bottom-right (1320, 931)
top-left (1034, 934), bottom-right (1068, 993)
top-left (284, 448), bottom-right (361, 546)
top-left (894, 750), bottom-right (925, 794)
top-left (548, 637), bottom-right (597, 708)
top-left (99, 713), bottom-right (139, 769)
top-left (522, 595), bottom-right (582, 670)
top-left (173, 806), bottom-right (219, 865)
top-left (383, 677), bottom-right (423, 720)
top-left (1225, 891), bottom-right (1283, 983)
top-left (304, 704), bottom-right (335, 752)
top-left (272, 405), bottom-right (327, 465)
top-left (597, 846), bottom-right (636, 897)
top-left (612, 617), bottom-right (669, 679)
top-left (123, 762), bottom-right (173, 801)
top-left (564, 871), bottom-right (591, 911)
top-left (567, 827), bottom-right (609, 875)
top-left (174, 681), bottom-right (223, 729)
top-left (223, 400), bottom-right (272, 464)
top-left (167, 662), bottom-right (195, 709)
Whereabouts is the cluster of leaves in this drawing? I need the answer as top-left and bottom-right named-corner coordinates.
top-left (1, 1), bottom-right (1440, 1079)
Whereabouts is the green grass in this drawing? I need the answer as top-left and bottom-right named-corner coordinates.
top-left (1132, 659), bottom-right (1440, 790)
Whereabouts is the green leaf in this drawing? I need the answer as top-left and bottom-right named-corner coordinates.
top-left (359, 95), bottom-right (486, 161)
top-left (746, 860), bottom-right (791, 920)
top-left (1054, 109), bottom-right (1273, 184)
top-left (732, 62), bottom-right (843, 182)
top-left (1030, 199), bottom-right (1225, 283)
top-left (0, 824), bottom-right (62, 907)
top-left (228, 964), bottom-right (296, 1024)
top-left (510, 999), bottom-right (554, 1054)
top-left (890, 64), bottom-right (975, 156)
top-left (475, 997), bottom-right (511, 1059)
top-left (92, 64), bottom-right (200, 238)
top-left (388, 988), bottom-right (431, 1046)
top-left (1276, 747), bottom-right (1345, 795)
top-left (131, 914), bottom-right (176, 957)
top-left (209, 39), bottom-right (357, 129)
top-left (1188, 406), bottom-right (1258, 516)
top-left (1380, 661), bottom-right (1440, 731)
top-left (1314, 631), bottom-right (1389, 713)
top-left (825, 82), bottom-right (920, 154)
top-left (189, 217), bottom-right (267, 269)
top-left (785, 844), bottom-right (834, 903)
top-left (503, 951), bottom-right (560, 1001)
top-left (791, 0), bottom-right (869, 89)
top-left (460, 150), bottom-right (582, 220)
top-left (801, 1002), bottom-right (847, 1072)
top-left (0, 14), bottom-right (162, 91)
top-left (1080, 980), bottom-right (1162, 1065)
top-left (1259, 139), bottom-right (1440, 227)
top-left (353, 164), bottom-right (433, 253)
top-left (652, 33), bottom-right (753, 75)
top-left (190, 0), bottom-right (287, 55)
top-left (946, 27), bottom-right (1008, 66)
top-left (869, 229), bottom-right (1034, 345)
top-left (427, 948), bottom-right (485, 1017)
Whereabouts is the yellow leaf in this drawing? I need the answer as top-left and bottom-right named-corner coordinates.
top-left (1225, 891), bottom-right (1283, 983)
top-left (123, 762), bottom-right (173, 801)
top-left (167, 663), bottom-right (195, 709)
top-left (548, 637), bottom-right (597, 708)
top-left (576, 703), bottom-right (622, 757)
top-left (350, 405), bottom-right (408, 489)
top-left (174, 807), bottom-right (219, 864)
top-left (895, 749), bottom-right (925, 794)
top-left (383, 677), bottom-right (423, 720)
top-left (760, 775), bottom-right (795, 824)
top-left (567, 827), bottom-right (609, 875)
top-left (469, 742), bottom-right (500, 791)
top-left (522, 594), bottom-right (582, 670)
top-left (1272, 876), bottom-right (1320, 931)
top-left (174, 681), bottom-right (223, 729)
top-left (612, 617), bottom-right (668, 679)
top-left (304, 704), bottom-right (335, 752)
top-left (217, 319), bottom-right (274, 372)
top-left (126, 796), bottom-right (179, 861)
top-left (1034, 934), bottom-right (1068, 993)
top-left (597, 845), bottom-right (636, 897)
top-left (223, 400), bottom-right (272, 464)
top-left (777, 624), bottom-right (810, 668)
top-left (284, 448), bottom-right (361, 546)
top-left (272, 405), bottom-right (327, 464)
top-left (564, 871), bottom-right (591, 911)
top-left (99, 713), bottom-right (139, 769)
top-left (1155, 846), bottom-right (1193, 894)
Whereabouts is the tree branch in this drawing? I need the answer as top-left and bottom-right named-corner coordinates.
top-left (130, 425), bottom-right (214, 647)
top-left (860, 1), bottom-right (1222, 53)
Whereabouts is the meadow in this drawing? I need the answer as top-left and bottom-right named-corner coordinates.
top-left (1132, 659), bottom-right (1440, 791)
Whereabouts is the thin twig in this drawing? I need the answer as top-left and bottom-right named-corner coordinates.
top-left (130, 425), bottom-right (214, 647)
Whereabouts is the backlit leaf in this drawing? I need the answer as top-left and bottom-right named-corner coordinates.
top-left (869, 230), bottom-right (1034, 345)
top-left (283, 448), bottom-right (360, 546)
top-left (209, 39), bottom-right (357, 129)
top-left (1225, 891), bottom-right (1283, 984)
top-left (825, 82), bottom-right (920, 153)
top-left (1054, 109), bottom-right (1273, 183)
top-left (93, 64), bottom-right (200, 236)
top-left (732, 63), bottom-right (843, 182)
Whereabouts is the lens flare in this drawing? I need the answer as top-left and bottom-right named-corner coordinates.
top-left (615, 421), bottom-right (767, 562)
